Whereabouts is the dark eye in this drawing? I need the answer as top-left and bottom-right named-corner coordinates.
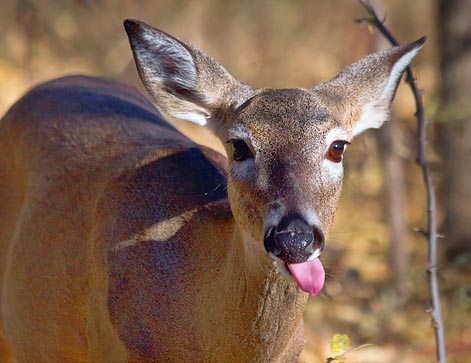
top-left (230, 139), bottom-right (253, 161)
top-left (327, 140), bottom-right (350, 163)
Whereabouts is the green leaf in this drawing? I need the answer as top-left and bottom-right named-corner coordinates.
top-left (330, 334), bottom-right (350, 355)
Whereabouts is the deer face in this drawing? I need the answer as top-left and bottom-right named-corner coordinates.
top-left (223, 89), bottom-right (344, 256)
top-left (124, 19), bottom-right (425, 295)
top-left (219, 88), bottom-right (351, 294)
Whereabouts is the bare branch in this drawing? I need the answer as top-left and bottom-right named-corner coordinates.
top-left (357, 1), bottom-right (447, 362)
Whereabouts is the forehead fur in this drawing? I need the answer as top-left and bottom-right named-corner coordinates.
top-left (236, 89), bottom-right (334, 133)
top-left (231, 89), bottom-right (342, 147)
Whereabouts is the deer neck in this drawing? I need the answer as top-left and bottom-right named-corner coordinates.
top-left (191, 201), bottom-right (308, 362)
top-left (108, 198), bottom-right (307, 362)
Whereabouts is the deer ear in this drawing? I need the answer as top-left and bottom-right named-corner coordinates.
top-left (316, 37), bottom-right (426, 137)
top-left (124, 19), bottom-right (250, 128)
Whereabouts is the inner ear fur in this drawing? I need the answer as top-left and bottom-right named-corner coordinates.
top-left (314, 37), bottom-right (426, 137)
top-left (124, 19), bottom-right (253, 130)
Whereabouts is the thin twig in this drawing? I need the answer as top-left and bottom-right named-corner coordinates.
top-left (356, 1), bottom-right (447, 363)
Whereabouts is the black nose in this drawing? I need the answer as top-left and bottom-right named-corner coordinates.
top-left (264, 214), bottom-right (325, 263)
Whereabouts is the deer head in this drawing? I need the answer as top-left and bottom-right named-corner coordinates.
top-left (124, 19), bottom-right (425, 296)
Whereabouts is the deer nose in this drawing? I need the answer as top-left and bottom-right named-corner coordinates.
top-left (264, 214), bottom-right (325, 263)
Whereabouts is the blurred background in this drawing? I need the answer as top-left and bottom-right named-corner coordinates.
top-left (0, 0), bottom-right (469, 362)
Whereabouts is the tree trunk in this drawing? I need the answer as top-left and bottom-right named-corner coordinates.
top-left (437, 0), bottom-right (471, 260)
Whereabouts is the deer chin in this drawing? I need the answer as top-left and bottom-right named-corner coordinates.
top-left (270, 249), bottom-right (325, 296)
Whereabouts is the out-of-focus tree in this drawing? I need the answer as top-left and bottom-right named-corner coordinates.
top-left (437, 0), bottom-right (471, 261)
top-left (372, 0), bottom-right (409, 300)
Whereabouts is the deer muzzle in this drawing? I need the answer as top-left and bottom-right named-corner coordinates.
top-left (263, 213), bottom-right (326, 296)
top-left (263, 213), bottom-right (325, 264)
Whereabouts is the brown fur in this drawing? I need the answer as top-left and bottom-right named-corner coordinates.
top-left (0, 20), bottom-right (424, 363)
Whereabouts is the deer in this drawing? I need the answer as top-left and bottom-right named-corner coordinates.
top-left (0, 19), bottom-right (424, 363)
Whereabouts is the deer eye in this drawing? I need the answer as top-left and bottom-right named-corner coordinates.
top-left (327, 140), bottom-right (350, 163)
top-left (230, 139), bottom-right (253, 162)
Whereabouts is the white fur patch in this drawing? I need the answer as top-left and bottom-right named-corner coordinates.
top-left (321, 128), bottom-right (347, 182)
top-left (353, 45), bottom-right (422, 137)
top-left (325, 127), bottom-right (349, 144)
top-left (112, 209), bottom-right (197, 250)
top-left (381, 46), bottom-right (421, 100)
top-left (308, 248), bottom-right (322, 261)
top-left (321, 157), bottom-right (344, 183)
top-left (352, 101), bottom-right (388, 137)
top-left (300, 207), bottom-right (322, 228)
top-left (263, 202), bottom-right (286, 231)
top-left (174, 111), bottom-right (208, 125)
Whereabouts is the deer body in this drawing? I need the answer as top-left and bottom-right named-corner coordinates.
top-left (0, 20), bottom-right (424, 363)
top-left (0, 76), bottom-right (306, 363)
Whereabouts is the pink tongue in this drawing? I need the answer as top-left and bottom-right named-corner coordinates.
top-left (287, 258), bottom-right (325, 296)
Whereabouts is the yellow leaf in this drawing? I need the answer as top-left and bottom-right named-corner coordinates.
top-left (367, 22), bottom-right (375, 34)
top-left (330, 334), bottom-right (350, 355)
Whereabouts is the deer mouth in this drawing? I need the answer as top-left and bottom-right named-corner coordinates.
top-left (264, 226), bottom-right (326, 296)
